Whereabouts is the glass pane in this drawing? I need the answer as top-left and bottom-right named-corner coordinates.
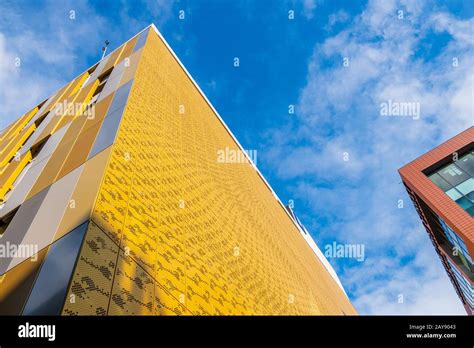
top-left (133, 28), bottom-right (149, 52)
top-left (458, 252), bottom-right (470, 271)
top-left (466, 191), bottom-right (474, 203)
top-left (438, 163), bottom-right (471, 187)
top-left (22, 222), bottom-right (88, 315)
top-left (467, 204), bottom-right (474, 217)
top-left (438, 218), bottom-right (456, 245)
top-left (456, 152), bottom-right (474, 177)
top-left (428, 173), bottom-right (452, 192)
top-left (456, 196), bottom-right (473, 210)
top-left (446, 187), bottom-right (463, 201)
top-left (460, 247), bottom-right (473, 265)
top-left (456, 178), bottom-right (474, 196)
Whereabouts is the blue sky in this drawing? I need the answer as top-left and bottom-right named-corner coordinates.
top-left (1, 0), bottom-right (473, 314)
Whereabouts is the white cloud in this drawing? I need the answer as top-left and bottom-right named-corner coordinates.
top-left (302, 0), bottom-right (317, 19)
top-left (348, 245), bottom-right (465, 315)
top-left (0, 32), bottom-right (63, 129)
top-left (264, 0), bottom-right (473, 314)
top-left (0, 0), bottom-right (107, 129)
top-left (325, 10), bottom-right (350, 31)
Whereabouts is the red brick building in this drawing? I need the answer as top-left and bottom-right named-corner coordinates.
top-left (399, 127), bottom-right (474, 315)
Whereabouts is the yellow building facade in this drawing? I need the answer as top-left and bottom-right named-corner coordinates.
top-left (0, 25), bottom-right (356, 315)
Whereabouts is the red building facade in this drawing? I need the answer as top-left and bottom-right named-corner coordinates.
top-left (399, 127), bottom-right (474, 315)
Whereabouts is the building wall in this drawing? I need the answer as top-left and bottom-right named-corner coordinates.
top-left (62, 27), bottom-right (356, 315)
top-left (0, 25), bottom-right (355, 316)
top-left (399, 127), bottom-right (474, 315)
top-left (0, 29), bottom-right (147, 315)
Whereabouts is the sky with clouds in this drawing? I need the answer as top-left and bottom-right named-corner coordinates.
top-left (0, 0), bottom-right (473, 314)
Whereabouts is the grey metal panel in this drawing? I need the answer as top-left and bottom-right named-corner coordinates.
top-left (87, 104), bottom-right (126, 160)
top-left (0, 187), bottom-right (50, 274)
top-left (18, 110), bottom-right (59, 157)
top-left (22, 222), bottom-right (88, 315)
top-left (96, 75), bottom-right (121, 103)
top-left (3, 164), bottom-right (84, 273)
top-left (96, 61), bottom-right (126, 103)
top-left (133, 28), bottom-right (149, 52)
top-left (106, 79), bottom-right (133, 116)
top-left (0, 155), bottom-right (49, 218)
top-left (87, 79), bottom-right (133, 160)
top-left (32, 123), bottom-right (70, 165)
top-left (83, 55), bottom-right (111, 88)
top-left (25, 95), bottom-right (56, 129)
top-left (109, 57), bottom-right (126, 81)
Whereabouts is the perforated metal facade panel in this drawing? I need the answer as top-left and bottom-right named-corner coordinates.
top-left (0, 25), bottom-right (355, 316)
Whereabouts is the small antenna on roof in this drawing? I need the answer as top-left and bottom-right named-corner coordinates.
top-left (101, 40), bottom-right (110, 60)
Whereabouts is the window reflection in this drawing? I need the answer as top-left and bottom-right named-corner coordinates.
top-left (428, 151), bottom-right (474, 217)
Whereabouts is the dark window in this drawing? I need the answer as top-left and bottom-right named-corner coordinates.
top-left (428, 173), bottom-right (452, 192)
top-left (0, 207), bottom-right (19, 235)
top-left (98, 68), bottom-right (113, 85)
top-left (438, 163), bottom-right (470, 187)
top-left (427, 149), bottom-right (474, 217)
top-left (30, 136), bottom-right (49, 159)
top-left (87, 63), bottom-right (99, 75)
top-left (456, 152), bottom-right (474, 177)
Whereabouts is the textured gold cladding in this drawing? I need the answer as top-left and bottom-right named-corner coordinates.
top-left (66, 28), bottom-right (356, 315)
top-left (62, 221), bottom-right (118, 315)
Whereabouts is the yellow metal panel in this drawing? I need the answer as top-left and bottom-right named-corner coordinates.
top-left (54, 116), bottom-right (93, 161)
top-left (117, 36), bottom-right (139, 65)
top-left (32, 97), bottom-right (75, 147)
top-left (32, 79), bottom-right (98, 148)
top-left (0, 119), bottom-right (23, 144)
top-left (108, 249), bottom-right (154, 315)
top-left (56, 119), bottom-right (101, 180)
top-left (2, 28), bottom-right (355, 316)
top-left (70, 29), bottom-right (356, 315)
top-left (26, 121), bottom-right (80, 199)
top-left (91, 141), bottom-right (134, 245)
top-left (0, 107), bottom-right (38, 151)
top-left (0, 123), bottom-right (36, 167)
top-left (52, 80), bottom-right (100, 135)
top-left (71, 79), bottom-right (100, 114)
top-left (118, 48), bottom-right (143, 88)
top-left (62, 222), bottom-right (118, 315)
top-left (35, 83), bottom-right (71, 121)
top-left (101, 45), bottom-right (125, 74)
top-left (26, 151), bottom-right (62, 199)
top-left (55, 90), bottom-right (112, 181)
top-left (84, 93), bottom-right (114, 128)
top-left (54, 147), bottom-right (112, 242)
top-left (66, 71), bottom-right (90, 98)
top-left (0, 247), bottom-right (48, 315)
top-left (21, 71), bottom-right (87, 139)
top-left (0, 122), bottom-right (17, 142)
top-left (0, 107), bottom-right (36, 143)
top-left (0, 151), bottom-right (32, 202)
top-left (154, 284), bottom-right (191, 315)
